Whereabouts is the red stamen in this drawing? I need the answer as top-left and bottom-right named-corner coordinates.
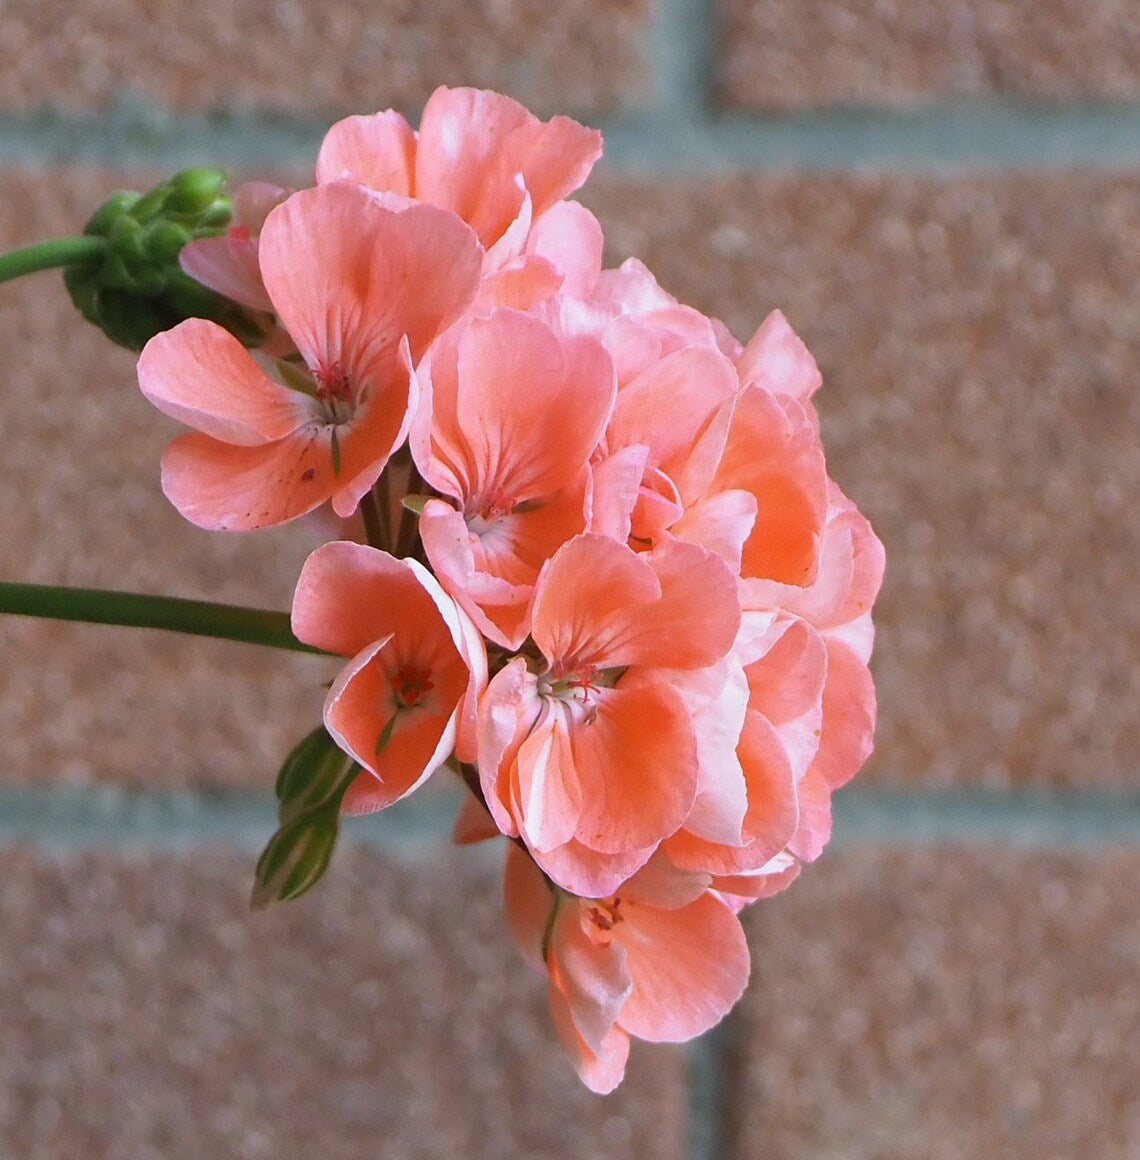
top-left (391, 664), bottom-right (434, 709)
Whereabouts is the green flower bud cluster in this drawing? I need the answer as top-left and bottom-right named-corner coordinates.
top-left (251, 725), bottom-right (360, 909)
top-left (64, 167), bottom-right (260, 351)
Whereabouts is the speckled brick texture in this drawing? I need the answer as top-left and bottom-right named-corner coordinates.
top-left (717, 0), bottom-right (1140, 110)
top-left (0, 843), bottom-right (685, 1159)
top-left (0, 0), bottom-right (649, 119)
top-left (728, 848), bottom-right (1140, 1160)
top-left (584, 171), bottom-right (1140, 791)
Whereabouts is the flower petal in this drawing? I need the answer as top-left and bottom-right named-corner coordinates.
top-left (138, 319), bottom-right (310, 446)
top-left (617, 892), bottom-right (750, 1043)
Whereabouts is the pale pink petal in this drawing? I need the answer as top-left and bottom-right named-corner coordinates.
top-left (549, 902), bottom-right (632, 1054)
top-left (259, 183), bottom-right (481, 377)
top-left (737, 309), bottom-right (823, 402)
top-left (785, 762), bottom-right (835, 863)
top-left (530, 535), bottom-right (661, 666)
top-left (327, 336), bottom-right (418, 519)
top-left (418, 499), bottom-right (534, 649)
top-left (548, 978), bottom-right (630, 1095)
top-left (452, 790), bottom-right (502, 846)
top-left (179, 231), bottom-right (274, 313)
top-left (160, 430), bottom-right (332, 530)
top-left (809, 640), bottom-right (877, 793)
top-left (743, 615), bottom-right (828, 782)
top-left (503, 842), bottom-right (556, 972)
top-left (514, 701), bottom-right (585, 853)
top-left (476, 657), bottom-right (543, 839)
top-left (524, 200), bottom-right (604, 298)
top-left (746, 488), bottom-right (886, 641)
top-left (616, 893), bottom-right (750, 1043)
top-left (714, 386), bottom-right (828, 587)
top-left (529, 837), bottom-right (656, 901)
top-left (416, 86), bottom-right (601, 249)
top-left (589, 443), bottom-right (649, 542)
top-left (415, 87), bottom-right (531, 246)
top-left (607, 346), bottom-right (737, 468)
top-left (452, 309), bottom-right (614, 502)
top-left (531, 536), bottom-right (739, 673)
top-left (671, 488), bottom-right (758, 575)
top-left (315, 110), bottom-right (416, 192)
top-left (138, 319), bottom-right (311, 445)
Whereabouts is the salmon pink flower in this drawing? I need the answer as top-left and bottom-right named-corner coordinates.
top-left (316, 85), bottom-right (602, 271)
top-left (137, 181), bottom-right (482, 530)
top-left (749, 486), bottom-right (885, 861)
top-left (504, 843), bottom-right (750, 1094)
top-left (413, 307), bottom-right (615, 648)
top-left (478, 534), bottom-right (741, 897)
top-left (290, 541), bottom-right (487, 814)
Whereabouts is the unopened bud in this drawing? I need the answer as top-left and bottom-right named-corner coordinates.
top-left (64, 169), bottom-right (239, 351)
top-left (166, 166), bottom-right (228, 216)
top-left (250, 806), bottom-right (341, 909)
top-left (275, 725), bottom-right (356, 823)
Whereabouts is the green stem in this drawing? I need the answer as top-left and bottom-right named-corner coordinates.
top-left (0, 237), bottom-right (105, 284)
top-left (0, 580), bottom-right (329, 654)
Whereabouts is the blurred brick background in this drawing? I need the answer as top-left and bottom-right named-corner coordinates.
top-left (0, 1), bottom-right (1137, 1157)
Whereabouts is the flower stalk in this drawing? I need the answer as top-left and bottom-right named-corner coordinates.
top-left (0, 236), bottom-right (106, 284)
top-left (0, 580), bottom-right (326, 654)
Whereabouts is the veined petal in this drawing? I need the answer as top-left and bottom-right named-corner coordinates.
top-left (547, 975), bottom-right (630, 1095)
top-left (616, 892), bottom-right (750, 1043)
top-left (259, 183), bottom-right (481, 379)
top-left (549, 901), bottom-right (632, 1055)
top-left (571, 682), bottom-right (698, 854)
top-left (448, 309), bottom-right (615, 503)
top-left (160, 429), bottom-right (331, 530)
top-left (737, 309), bottom-right (822, 403)
top-left (514, 702), bottom-right (584, 853)
top-left (607, 346), bottom-right (737, 469)
top-left (138, 319), bottom-right (311, 446)
top-left (325, 637), bottom-right (460, 811)
top-left (315, 110), bottom-right (416, 193)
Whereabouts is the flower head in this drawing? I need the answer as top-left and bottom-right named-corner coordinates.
top-left (291, 541), bottom-right (487, 812)
top-left (504, 843), bottom-right (749, 1094)
top-left (138, 181), bottom-right (482, 529)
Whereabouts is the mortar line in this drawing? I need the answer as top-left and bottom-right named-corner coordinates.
top-left (1, 786), bottom-right (1137, 851)
top-left (4, 103), bottom-right (1140, 172)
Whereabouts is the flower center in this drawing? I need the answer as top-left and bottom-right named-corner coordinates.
top-left (390, 663), bottom-right (434, 709)
top-left (314, 361), bottom-right (355, 424)
top-left (587, 897), bottom-right (623, 933)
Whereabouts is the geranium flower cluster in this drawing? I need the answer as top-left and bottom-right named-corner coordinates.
top-left (135, 86), bottom-right (883, 1094)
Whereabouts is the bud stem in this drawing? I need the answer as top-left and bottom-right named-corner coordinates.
top-left (0, 237), bottom-right (106, 284)
top-left (0, 580), bottom-right (328, 654)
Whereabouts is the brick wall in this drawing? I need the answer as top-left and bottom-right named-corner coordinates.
top-left (0, 1), bottom-right (1137, 1156)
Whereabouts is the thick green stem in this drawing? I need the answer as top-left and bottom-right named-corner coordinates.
top-left (0, 580), bottom-right (329, 654)
top-left (0, 237), bottom-right (105, 284)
